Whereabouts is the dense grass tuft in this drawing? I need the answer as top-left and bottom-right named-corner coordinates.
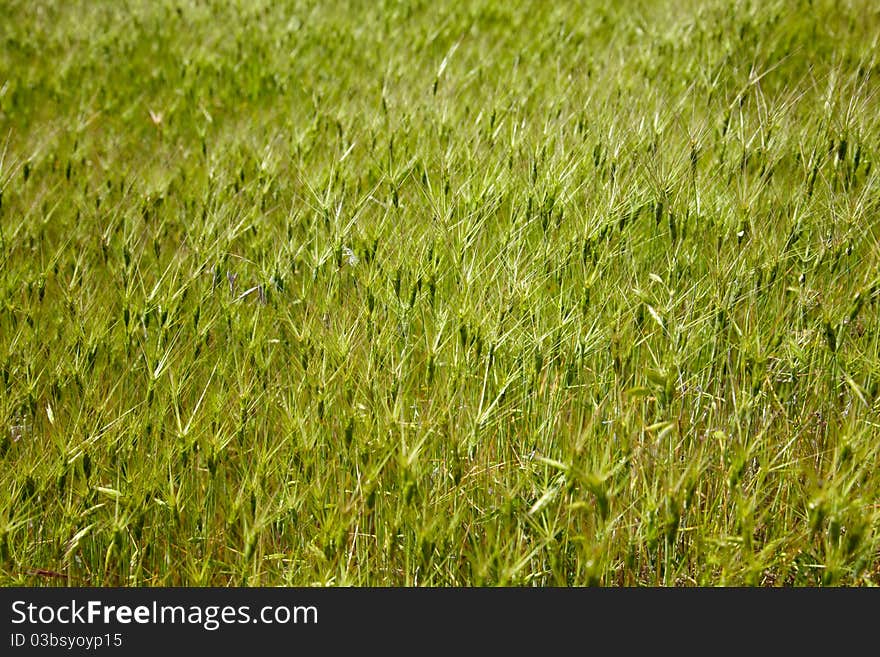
top-left (1, 0), bottom-right (879, 585)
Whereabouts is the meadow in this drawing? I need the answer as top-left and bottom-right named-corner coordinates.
top-left (1, 0), bottom-right (879, 585)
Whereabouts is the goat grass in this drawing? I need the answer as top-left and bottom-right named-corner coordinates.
top-left (1, 0), bottom-right (880, 586)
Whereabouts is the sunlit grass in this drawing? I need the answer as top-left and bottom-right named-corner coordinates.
top-left (1, 0), bottom-right (879, 586)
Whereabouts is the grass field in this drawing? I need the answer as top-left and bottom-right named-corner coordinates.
top-left (1, 0), bottom-right (879, 586)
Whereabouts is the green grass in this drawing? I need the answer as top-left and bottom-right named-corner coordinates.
top-left (1, 0), bottom-right (879, 586)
